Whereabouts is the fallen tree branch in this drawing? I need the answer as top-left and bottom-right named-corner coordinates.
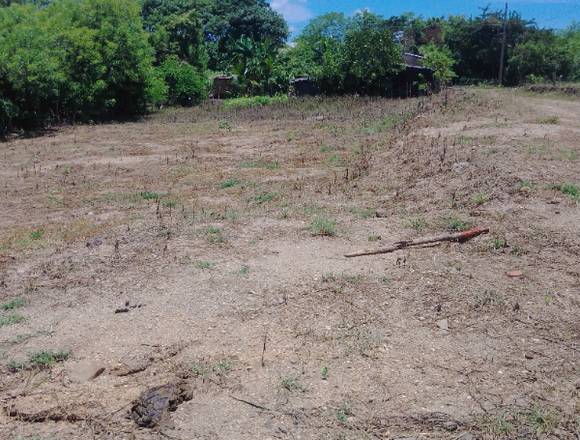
top-left (345, 227), bottom-right (490, 258)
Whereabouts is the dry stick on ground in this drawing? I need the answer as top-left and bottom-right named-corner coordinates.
top-left (345, 227), bottom-right (490, 258)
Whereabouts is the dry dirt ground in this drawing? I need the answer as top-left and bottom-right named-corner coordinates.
top-left (0, 88), bottom-right (578, 440)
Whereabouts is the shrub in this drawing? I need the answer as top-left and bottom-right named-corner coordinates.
top-left (157, 55), bottom-right (208, 106)
top-left (0, 0), bottom-right (159, 130)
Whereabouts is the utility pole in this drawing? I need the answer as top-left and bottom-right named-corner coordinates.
top-left (498, 1), bottom-right (508, 85)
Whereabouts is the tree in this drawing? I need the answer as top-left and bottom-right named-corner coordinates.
top-left (507, 30), bottom-right (569, 84)
top-left (419, 43), bottom-right (456, 84)
top-left (0, 0), bottom-right (160, 131)
top-left (562, 22), bottom-right (580, 81)
top-left (196, 0), bottom-right (288, 71)
top-left (341, 12), bottom-right (403, 95)
top-left (142, 0), bottom-right (207, 68)
top-left (444, 10), bottom-right (532, 83)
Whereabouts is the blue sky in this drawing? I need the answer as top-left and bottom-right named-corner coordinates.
top-left (270, 0), bottom-right (580, 35)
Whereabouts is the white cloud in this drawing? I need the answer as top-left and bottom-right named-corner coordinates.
top-left (271, 0), bottom-right (314, 23)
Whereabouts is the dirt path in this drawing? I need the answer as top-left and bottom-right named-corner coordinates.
top-left (0, 89), bottom-right (579, 439)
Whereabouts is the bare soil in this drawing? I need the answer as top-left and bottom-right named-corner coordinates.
top-left (0, 88), bottom-right (579, 440)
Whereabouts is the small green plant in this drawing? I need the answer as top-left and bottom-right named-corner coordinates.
top-left (0, 314), bottom-right (25, 327)
top-left (483, 411), bottom-right (514, 435)
top-left (558, 183), bottom-right (579, 199)
top-left (225, 210), bottom-right (239, 222)
top-left (191, 363), bottom-right (209, 377)
top-left (213, 360), bottom-right (233, 376)
top-left (310, 217), bottom-right (337, 237)
top-left (471, 192), bottom-right (490, 206)
top-left (527, 405), bottom-right (559, 435)
top-left (336, 402), bottom-right (352, 424)
top-left (322, 273), bottom-right (336, 283)
top-left (446, 216), bottom-right (470, 232)
top-left (280, 376), bottom-right (304, 392)
top-left (1, 297), bottom-right (25, 311)
top-left (140, 191), bottom-right (160, 201)
top-left (535, 115), bottom-right (559, 125)
top-left (254, 192), bottom-right (277, 204)
top-left (491, 237), bottom-right (508, 250)
top-left (7, 360), bottom-right (27, 373)
top-left (320, 145), bottom-right (336, 153)
top-left (28, 350), bottom-right (70, 369)
top-left (406, 216), bottom-right (427, 231)
top-left (240, 160), bottom-right (280, 170)
top-left (327, 153), bottom-right (345, 167)
top-left (321, 367), bottom-right (329, 380)
top-left (518, 180), bottom-right (533, 192)
top-left (163, 199), bottom-right (177, 209)
top-left (350, 207), bottom-right (376, 219)
top-left (218, 120), bottom-right (232, 130)
top-left (195, 260), bottom-right (214, 270)
top-left (368, 234), bottom-right (382, 242)
top-left (205, 226), bottom-right (225, 243)
top-left (223, 95), bottom-right (288, 110)
top-left (238, 265), bottom-right (250, 276)
top-left (29, 229), bottom-right (45, 241)
top-left (220, 177), bottom-right (240, 189)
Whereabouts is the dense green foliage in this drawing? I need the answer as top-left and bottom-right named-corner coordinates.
top-left (0, 0), bottom-right (157, 131)
top-left (0, 0), bottom-right (578, 134)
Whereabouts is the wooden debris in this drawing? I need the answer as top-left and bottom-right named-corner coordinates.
top-left (345, 227), bottom-right (490, 258)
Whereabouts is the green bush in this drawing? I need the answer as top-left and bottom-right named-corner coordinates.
top-left (157, 56), bottom-right (208, 106)
top-left (0, 0), bottom-right (159, 130)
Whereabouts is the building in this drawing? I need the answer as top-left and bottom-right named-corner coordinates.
top-left (390, 53), bottom-right (438, 98)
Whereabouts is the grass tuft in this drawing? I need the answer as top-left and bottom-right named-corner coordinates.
top-left (223, 95), bottom-right (289, 110)
top-left (0, 314), bottom-right (25, 327)
top-left (1, 298), bottom-right (26, 311)
top-left (310, 217), bottom-right (337, 236)
top-left (557, 183), bottom-right (579, 199)
top-left (220, 177), bottom-right (240, 189)
top-left (140, 191), bottom-right (160, 201)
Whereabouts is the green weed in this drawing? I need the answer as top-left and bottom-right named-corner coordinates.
top-left (240, 160), bottom-right (280, 170)
top-left (368, 234), bottom-right (382, 242)
top-left (1, 298), bottom-right (26, 311)
top-left (350, 207), bottom-right (376, 219)
top-left (28, 350), bottom-right (70, 369)
top-left (140, 191), bottom-right (160, 201)
top-left (491, 237), bottom-right (509, 250)
top-left (254, 192), bottom-right (277, 204)
top-left (29, 229), bottom-right (44, 241)
top-left (281, 376), bottom-right (304, 392)
top-left (220, 177), bottom-right (240, 189)
top-left (446, 216), bottom-right (470, 232)
top-left (195, 260), bottom-right (214, 270)
top-left (0, 314), bottom-right (25, 327)
top-left (471, 192), bottom-right (490, 206)
top-left (310, 217), bottom-right (337, 236)
top-left (406, 216), bottom-right (427, 231)
top-left (336, 402), bottom-right (352, 424)
top-left (535, 115), bottom-right (559, 125)
top-left (223, 95), bottom-right (288, 109)
top-left (321, 367), bottom-right (329, 380)
top-left (237, 265), bottom-right (250, 276)
top-left (205, 226), bottom-right (225, 243)
top-left (558, 183), bottom-right (579, 199)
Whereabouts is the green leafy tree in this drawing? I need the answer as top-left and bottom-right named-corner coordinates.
top-left (196, 0), bottom-right (288, 71)
top-left (0, 0), bottom-right (159, 131)
top-left (507, 31), bottom-right (569, 84)
top-left (419, 43), bottom-right (456, 84)
top-left (341, 12), bottom-right (403, 95)
top-left (562, 22), bottom-right (580, 81)
top-left (157, 55), bottom-right (207, 105)
top-left (142, 0), bottom-right (207, 68)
